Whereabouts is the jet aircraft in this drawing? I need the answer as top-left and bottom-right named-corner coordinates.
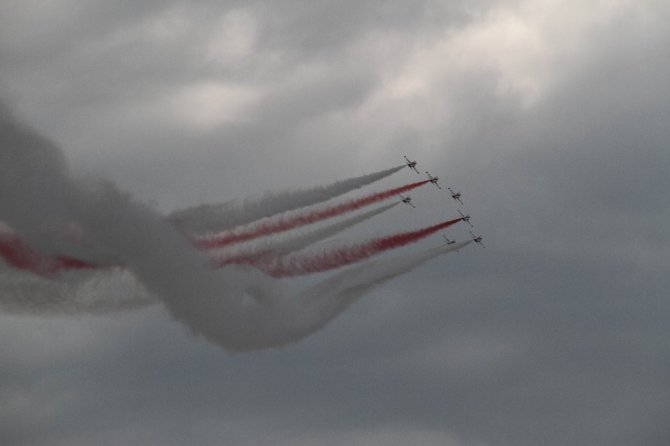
top-left (470, 231), bottom-right (485, 248)
top-left (457, 210), bottom-right (473, 227)
top-left (425, 171), bottom-right (441, 189)
top-left (404, 155), bottom-right (419, 173)
top-left (448, 187), bottom-right (463, 205)
top-left (443, 235), bottom-right (456, 245)
top-left (399, 194), bottom-right (415, 208)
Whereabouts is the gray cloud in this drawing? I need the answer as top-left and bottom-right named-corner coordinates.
top-left (1, 0), bottom-right (669, 445)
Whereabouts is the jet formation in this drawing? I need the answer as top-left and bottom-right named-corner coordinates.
top-left (403, 155), bottom-right (484, 248)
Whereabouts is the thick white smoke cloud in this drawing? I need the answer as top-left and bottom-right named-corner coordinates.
top-left (0, 103), bottom-right (465, 351)
top-left (0, 268), bottom-right (153, 315)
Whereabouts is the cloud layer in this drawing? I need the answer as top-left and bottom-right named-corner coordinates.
top-left (1, 0), bottom-right (669, 445)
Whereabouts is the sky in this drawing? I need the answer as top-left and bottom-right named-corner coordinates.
top-left (1, 0), bottom-right (669, 445)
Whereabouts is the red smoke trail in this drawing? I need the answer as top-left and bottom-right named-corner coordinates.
top-left (197, 180), bottom-right (431, 249)
top-left (213, 251), bottom-right (270, 268)
top-left (0, 216), bottom-right (460, 279)
top-left (231, 217), bottom-right (463, 277)
top-left (0, 231), bottom-right (96, 278)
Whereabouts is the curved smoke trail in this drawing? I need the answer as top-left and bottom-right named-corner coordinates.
top-left (0, 225), bottom-right (97, 277)
top-left (0, 103), bottom-right (471, 351)
top-left (0, 202), bottom-right (402, 276)
top-left (197, 180), bottom-right (430, 249)
top-left (226, 217), bottom-right (463, 277)
top-left (277, 241), bottom-right (471, 348)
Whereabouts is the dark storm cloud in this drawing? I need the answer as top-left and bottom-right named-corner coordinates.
top-left (1, 0), bottom-right (669, 445)
top-left (412, 10), bottom-right (670, 443)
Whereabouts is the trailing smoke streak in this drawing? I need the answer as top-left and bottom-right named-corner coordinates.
top-left (0, 103), bottom-right (471, 351)
top-left (0, 269), bottom-right (155, 315)
top-left (248, 202), bottom-right (401, 257)
top-left (232, 217), bottom-right (463, 277)
top-left (212, 202), bottom-right (400, 266)
top-left (304, 241), bottom-right (470, 307)
top-left (0, 226), bottom-right (97, 277)
top-left (0, 105), bottom-right (353, 350)
top-left (316, 241), bottom-right (471, 297)
top-left (168, 164), bottom-right (405, 234)
top-left (198, 180), bottom-right (431, 249)
top-left (0, 241), bottom-right (468, 319)
top-left (0, 202), bottom-right (401, 276)
top-left (279, 241), bottom-right (471, 347)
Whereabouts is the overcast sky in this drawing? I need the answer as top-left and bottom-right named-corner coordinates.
top-left (1, 0), bottom-right (669, 445)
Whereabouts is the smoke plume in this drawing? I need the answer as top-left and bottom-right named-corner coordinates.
top-left (0, 103), bottom-right (471, 351)
top-left (197, 180), bottom-right (430, 249)
top-left (212, 202), bottom-right (400, 266)
top-left (218, 217), bottom-right (463, 276)
top-left (169, 165), bottom-right (406, 234)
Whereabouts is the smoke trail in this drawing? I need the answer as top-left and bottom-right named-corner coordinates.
top-left (168, 164), bottom-right (405, 234)
top-left (305, 241), bottom-right (470, 305)
top-left (0, 104), bottom-right (331, 350)
top-left (272, 241), bottom-right (471, 348)
top-left (235, 217), bottom-right (463, 277)
top-left (265, 202), bottom-right (401, 256)
top-left (198, 180), bottom-right (431, 249)
top-left (0, 105), bottom-right (78, 251)
top-left (318, 241), bottom-right (472, 296)
top-left (0, 103), bottom-right (471, 352)
top-left (212, 202), bottom-right (399, 266)
top-left (0, 268), bottom-right (155, 315)
top-left (0, 225), bottom-right (98, 277)
top-left (0, 202), bottom-right (401, 276)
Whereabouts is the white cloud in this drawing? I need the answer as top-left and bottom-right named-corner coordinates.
top-left (163, 81), bottom-right (262, 129)
top-left (111, 81), bottom-right (263, 131)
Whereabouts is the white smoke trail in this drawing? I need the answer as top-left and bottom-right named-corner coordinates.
top-left (211, 202), bottom-right (399, 265)
top-left (257, 241), bottom-right (472, 349)
top-left (168, 165), bottom-right (405, 234)
top-left (193, 179), bottom-right (429, 250)
top-left (0, 103), bottom-right (469, 351)
top-left (0, 105), bottom-right (331, 350)
top-left (0, 104), bottom-right (80, 252)
top-left (239, 217), bottom-right (463, 277)
top-left (0, 268), bottom-right (154, 315)
top-left (308, 241), bottom-right (471, 298)
top-left (267, 201), bottom-right (400, 256)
